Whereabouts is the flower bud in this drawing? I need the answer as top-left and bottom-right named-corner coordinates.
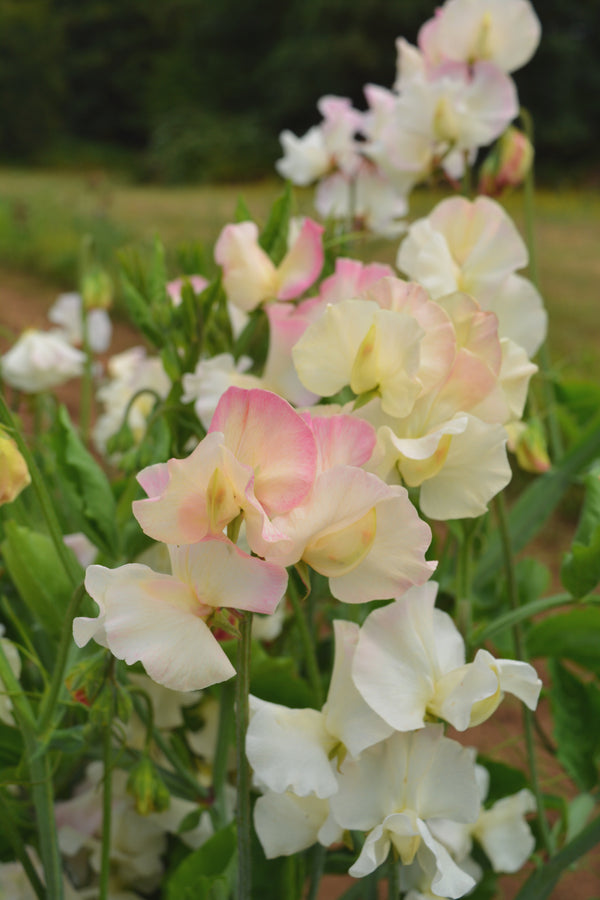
top-left (127, 756), bottom-right (171, 816)
top-left (506, 419), bottom-right (551, 474)
top-left (479, 127), bottom-right (534, 196)
top-left (0, 429), bottom-right (31, 505)
top-left (82, 266), bottom-right (113, 311)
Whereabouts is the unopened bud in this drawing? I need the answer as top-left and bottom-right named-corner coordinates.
top-left (82, 267), bottom-right (113, 311)
top-left (127, 756), bottom-right (171, 815)
top-left (507, 419), bottom-right (551, 474)
top-left (479, 127), bottom-right (534, 197)
top-left (0, 430), bottom-right (31, 505)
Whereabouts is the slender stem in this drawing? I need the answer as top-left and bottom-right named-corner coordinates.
top-left (514, 812), bottom-right (600, 900)
top-left (520, 107), bottom-right (563, 462)
top-left (306, 844), bottom-right (326, 900)
top-left (79, 305), bottom-right (94, 446)
top-left (494, 494), bottom-right (554, 855)
top-left (456, 524), bottom-right (474, 650)
top-left (0, 641), bottom-right (64, 898)
top-left (235, 612), bottom-right (253, 900)
top-left (288, 572), bottom-right (323, 708)
top-left (0, 790), bottom-right (45, 900)
top-left (99, 720), bottom-right (113, 900)
top-left (0, 394), bottom-right (81, 587)
top-left (213, 680), bottom-right (235, 828)
top-left (387, 854), bottom-right (400, 899)
top-left (37, 582), bottom-right (86, 735)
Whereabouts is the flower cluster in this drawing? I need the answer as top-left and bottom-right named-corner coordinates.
top-left (276, 0), bottom-right (540, 231)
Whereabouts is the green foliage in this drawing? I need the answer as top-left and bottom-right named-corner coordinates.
top-left (49, 406), bottom-right (120, 559)
top-left (561, 465), bottom-right (600, 597)
top-left (166, 823), bottom-right (236, 900)
top-left (527, 607), bottom-right (600, 674)
top-left (548, 660), bottom-right (600, 791)
top-left (0, 522), bottom-right (81, 637)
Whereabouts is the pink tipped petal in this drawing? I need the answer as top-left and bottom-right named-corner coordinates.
top-left (215, 222), bottom-right (277, 311)
top-left (137, 462), bottom-right (171, 499)
top-left (209, 387), bottom-right (317, 515)
top-left (169, 539), bottom-right (287, 616)
top-left (276, 219), bottom-right (325, 301)
top-left (304, 413), bottom-right (377, 471)
top-left (263, 303), bottom-right (320, 406)
top-left (319, 258), bottom-right (394, 306)
top-left (78, 564), bottom-right (235, 691)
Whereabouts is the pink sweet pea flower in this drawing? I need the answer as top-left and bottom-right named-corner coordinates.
top-left (166, 275), bottom-right (209, 307)
top-left (133, 387), bottom-right (318, 553)
top-left (74, 539), bottom-right (288, 692)
top-left (214, 218), bottom-right (324, 312)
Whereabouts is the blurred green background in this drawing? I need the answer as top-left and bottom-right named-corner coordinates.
top-left (0, 0), bottom-right (598, 182)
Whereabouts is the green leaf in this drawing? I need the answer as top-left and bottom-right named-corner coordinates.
top-left (514, 813), bottom-right (600, 900)
top-left (477, 757), bottom-right (529, 805)
top-left (119, 268), bottom-right (165, 348)
top-left (259, 182), bottom-right (293, 265)
top-left (1, 522), bottom-right (79, 637)
top-left (235, 195), bottom-right (252, 222)
top-left (51, 406), bottom-right (119, 558)
top-left (547, 660), bottom-right (600, 791)
top-left (527, 608), bottom-right (600, 674)
top-left (475, 412), bottom-right (600, 588)
top-left (561, 466), bottom-right (600, 597)
top-left (166, 823), bottom-right (236, 900)
top-left (0, 723), bottom-right (23, 766)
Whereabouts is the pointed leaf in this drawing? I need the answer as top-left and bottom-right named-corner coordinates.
top-left (166, 823), bottom-right (236, 900)
top-left (547, 660), bottom-right (600, 791)
top-left (259, 182), bottom-right (293, 265)
top-left (527, 607), bottom-right (600, 674)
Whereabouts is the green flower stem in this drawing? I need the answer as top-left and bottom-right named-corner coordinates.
top-left (456, 524), bottom-right (474, 650)
top-left (79, 306), bottom-right (94, 446)
top-left (288, 571), bottom-right (324, 708)
top-left (213, 680), bottom-right (235, 828)
top-left (37, 582), bottom-right (86, 736)
top-left (387, 855), bottom-right (399, 899)
top-left (0, 641), bottom-right (64, 898)
top-left (305, 844), bottom-right (326, 900)
top-left (235, 611), bottom-right (253, 900)
top-left (514, 812), bottom-right (600, 900)
top-left (99, 716), bottom-right (113, 900)
top-left (0, 790), bottom-right (45, 900)
top-left (0, 393), bottom-right (81, 588)
top-left (494, 493), bottom-right (554, 856)
top-left (130, 694), bottom-right (205, 801)
top-left (520, 107), bottom-right (563, 463)
top-left (470, 592), bottom-right (574, 645)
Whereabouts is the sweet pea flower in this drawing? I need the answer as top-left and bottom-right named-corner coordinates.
top-left (214, 218), bottom-right (324, 312)
top-left (166, 274), bottom-right (209, 306)
top-left (247, 620), bottom-right (394, 804)
top-left (181, 353), bottom-right (259, 429)
top-left (93, 347), bottom-right (171, 457)
top-left (74, 538), bottom-right (287, 692)
top-left (418, 0), bottom-right (541, 74)
top-left (0, 430), bottom-right (30, 505)
top-left (315, 163), bottom-right (408, 237)
top-left (48, 291), bottom-right (112, 353)
top-left (331, 726), bottom-right (479, 896)
top-left (292, 298), bottom-right (424, 418)
top-left (276, 95), bottom-right (363, 185)
top-left (397, 196), bottom-right (547, 356)
top-left (352, 582), bottom-right (542, 732)
top-left (133, 387), bottom-right (318, 553)
top-left (1, 329), bottom-right (85, 393)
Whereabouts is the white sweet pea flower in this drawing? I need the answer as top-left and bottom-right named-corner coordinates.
top-left (247, 620), bottom-right (393, 802)
top-left (331, 726), bottom-right (479, 896)
top-left (352, 582), bottom-right (542, 732)
top-left (181, 353), bottom-right (258, 429)
top-left (418, 0), bottom-right (541, 74)
top-left (48, 291), bottom-right (112, 353)
top-left (254, 791), bottom-right (342, 859)
top-left (74, 539), bottom-right (288, 692)
top-left (398, 196), bottom-right (547, 355)
top-left (1, 329), bottom-right (85, 393)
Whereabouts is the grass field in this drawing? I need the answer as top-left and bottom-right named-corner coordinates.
top-left (0, 167), bottom-right (598, 380)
